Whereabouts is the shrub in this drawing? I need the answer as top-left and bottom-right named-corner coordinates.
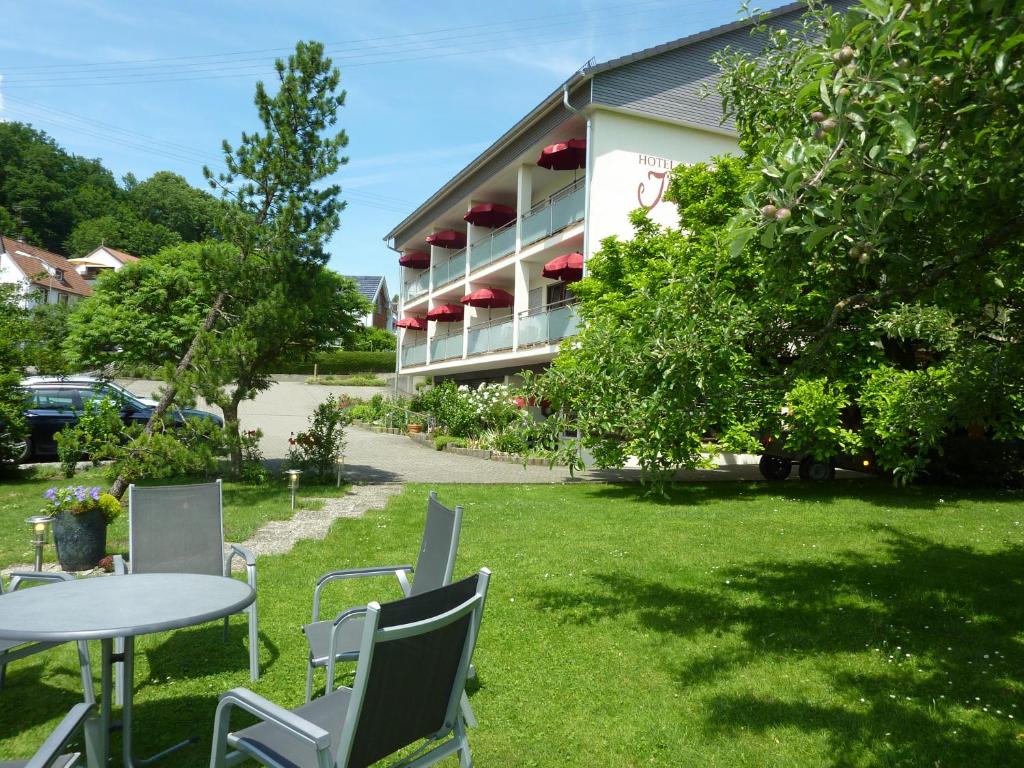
top-left (307, 374), bottom-right (386, 386)
top-left (493, 430), bottom-right (530, 455)
top-left (433, 435), bottom-right (468, 451)
top-left (287, 395), bottom-right (349, 477)
top-left (237, 428), bottom-right (268, 484)
top-left (55, 398), bottom-right (126, 477)
top-left (275, 350), bottom-right (395, 375)
top-left (412, 381), bottom-right (478, 437)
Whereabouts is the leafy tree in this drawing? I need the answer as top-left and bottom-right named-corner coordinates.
top-left (538, 0), bottom-right (1024, 485)
top-left (128, 171), bottom-right (224, 242)
top-left (0, 284), bottom-right (28, 467)
top-left (24, 301), bottom-right (72, 375)
top-left (64, 211), bottom-right (182, 257)
top-left (351, 325), bottom-right (397, 351)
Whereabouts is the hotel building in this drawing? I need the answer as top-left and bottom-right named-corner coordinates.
top-left (386, 4), bottom-right (805, 387)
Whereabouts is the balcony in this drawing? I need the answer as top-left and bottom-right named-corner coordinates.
top-left (404, 272), bottom-right (429, 302)
top-left (521, 178), bottom-right (585, 248)
top-left (431, 249), bottom-right (466, 289)
top-left (402, 341), bottom-right (427, 367)
top-left (429, 331), bottom-right (463, 362)
top-left (470, 221), bottom-right (516, 272)
top-left (518, 300), bottom-right (580, 347)
top-left (467, 317), bottom-right (513, 356)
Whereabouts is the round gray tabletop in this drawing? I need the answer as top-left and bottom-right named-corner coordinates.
top-left (0, 573), bottom-right (254, 642)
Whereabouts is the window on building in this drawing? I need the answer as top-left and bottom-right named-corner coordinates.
top-left (58, 292), bottom-right (69, 305)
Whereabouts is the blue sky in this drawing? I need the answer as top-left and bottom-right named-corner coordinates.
top-left (0, 0), bottom-right (788, 293)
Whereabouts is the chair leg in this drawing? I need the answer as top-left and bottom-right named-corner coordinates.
top-left (459, 692), bottom-right (477, 729)
top-left (305, 659), bottom-right (314, 703)
top-left (454, 717), bottom-right (473, 768)
top-left (113, 635), bottom-right (125, 706)
top-left (77, 641), bottom-right (94, 704)
top-left (247, 603), bottom-right (259, 681)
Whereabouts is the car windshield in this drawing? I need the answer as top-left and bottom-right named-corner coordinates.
top-left (83, 385), bottom-right (147, 411)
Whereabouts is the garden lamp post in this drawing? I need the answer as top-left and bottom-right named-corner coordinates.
top-left (26, 515), bottom-right (52, 571)
top-left (285, 469), bottom-right (302, 511)
top-left (335, 452), bottom-right (345, 489)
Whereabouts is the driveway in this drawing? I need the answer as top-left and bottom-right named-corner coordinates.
top-left (115, 378), bottom-right (784, 484)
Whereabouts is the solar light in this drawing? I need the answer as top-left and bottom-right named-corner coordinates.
top-left (335, 453), bottom-right (345, 489)
top-left (26, 515), bottom-right (52, 571)
top-left (285, 469), bottom-right (302, 511)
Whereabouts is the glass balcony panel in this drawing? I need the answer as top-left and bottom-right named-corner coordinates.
top-left (404, 272), bottom-right (429, 301)
top-left (518, 313), bottom-right (546, 346)
top-left (520, 207), bottom-right (549, 247)
top-left (429, 332), bottom-right (463, 361)
top-left (548, 304), bottom-right (579, 340)
top-left (551, 184), bottom-right (585, 233)
top-left (467, 319), bottom-right (513, 355)
top-left (471, 222), bottom-right (516, 271)
top-left (401, 342), bottom-right (427, 367)
top-left (432, 250), bottom-right (466, 288)
top-left (520, 180), bottom-right (584, 248)
top-left (517, 302), bottom-right (580, 346)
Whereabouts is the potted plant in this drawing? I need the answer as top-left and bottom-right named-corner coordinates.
top-left (43, 485), bottom-right (121, 571)
top-left (407, 420), bottom-right (424, 434)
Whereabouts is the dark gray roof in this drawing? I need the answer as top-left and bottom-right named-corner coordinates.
top-left (346, 275), bottom-right (386, 303)
top-left (384, 2), bottom-right (819, 246)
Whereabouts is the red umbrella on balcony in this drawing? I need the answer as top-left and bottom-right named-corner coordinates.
top-left (426, 303), bottom-right (465, 322)
top-left (398, 250), bottom-right (430, 269)
top-left (537, 138), bottom-right (586, 170)
top-left (395, 316), bottom-right (428, 330)
top-left (464, 203), bottom-right (516, 228)
top-left (425, 229), bottom-right (467, 249)
top-left (542, 251), bottom-right (584, 282)
top-left (460, 287), bottom-right (514, 309)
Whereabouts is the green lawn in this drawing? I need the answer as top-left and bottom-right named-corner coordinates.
top-left (1, 481), bottom-right (1022, 766)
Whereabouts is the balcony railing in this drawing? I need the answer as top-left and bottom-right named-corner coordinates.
top-left (402, 341), bottom-right (427, 367)
top-left (431, 249), bottom-right (466, 289)
top-left (470, 221), bottom-right (516, 272)
top-left (429, 332), bottom-right (463, 362)
top-left (467, 317), bottom-right (513, 356)
top-left (518, 300), bottom-right (580, 346)
top-left (404, 272), bottom-right (429, 301)
top-left (521, 179), bottom-right (585, 248)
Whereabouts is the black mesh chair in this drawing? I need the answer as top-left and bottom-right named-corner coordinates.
top-left (302, 491), bottom-right (462, 702)
top-left (0, 701), bottom-right (94, 768)
top-left (113, 480), bottom-right (259, 703)
top-left (210, 569), bottom-right (491, 768)
top-left (0, 572), bottom-right (92, 692)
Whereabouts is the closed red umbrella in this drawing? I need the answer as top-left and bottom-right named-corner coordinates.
top-left (425, 303), bottom-right (465, 322)
top-left (460, 287), bottom-right (514, 308)
top-left (464, 203), bottom-right (516, 228)
top-left (537, 138), bottom-right (586, 170)
top-left (398, 250), bottom-right (430, 269)
top-left (425, 229), bottom-right (467, 249)
top-left (542, 251), bottom-right (584, 282)
top-left (395, 316), bottom-right (428, 330)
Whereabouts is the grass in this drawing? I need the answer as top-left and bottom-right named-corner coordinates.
top-left (306, 373), bottom-right (387, 386)
top-left (1, 481), bottom-right (1023, 766)
top-left (0, 465), bottom-right (350, 569)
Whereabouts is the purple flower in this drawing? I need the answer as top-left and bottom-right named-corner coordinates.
top-left (90, 487), bottom-right (100, 501)
top-left (44, 488), bottom-right (57, 501)
top-left (75, 486), bottom-right (86, 502)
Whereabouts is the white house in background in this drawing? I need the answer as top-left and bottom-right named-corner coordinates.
top-left (67, 244), bottom-right (139, 285)
top-left (345, 275), bottom-right (393, 330)
top-left (0, 235), bottom-right (92, 308)
top-left (385, 3), bottom-right (807, 387)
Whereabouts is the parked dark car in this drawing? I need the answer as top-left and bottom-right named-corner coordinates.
top-left (20, 377), bottom-right (223, 461)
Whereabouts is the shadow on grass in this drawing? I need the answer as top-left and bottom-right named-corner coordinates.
top-left (582, 479), bottom-right (1021, 511)
top-left (0, 665), bottom-right (86, 742)
top-left (530, 529), bottom-right (1024, 766)
top-left (139, 623), bottom-right (279, 695)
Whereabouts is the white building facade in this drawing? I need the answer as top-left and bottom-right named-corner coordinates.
top-left (0, 236), bottom-right (92, 308)
top-left (386, 5), bottom-right (804, 386)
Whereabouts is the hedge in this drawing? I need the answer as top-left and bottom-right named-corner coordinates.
top-left (274, 350), bottom-right (395, 375)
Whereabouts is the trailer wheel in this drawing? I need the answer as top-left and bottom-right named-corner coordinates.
top-left (799, 456), bottom-right (836, 482)
top-left (759, 454), bottom-right (792, 481)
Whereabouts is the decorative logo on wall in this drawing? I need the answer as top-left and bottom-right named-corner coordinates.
top-left (635, 154), bottom-right (679, 211)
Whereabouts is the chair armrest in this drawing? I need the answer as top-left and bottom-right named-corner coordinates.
top-left (7, 571), bottom-right (73, 591)
top-left (227, 544), bottom-right (257, 568)
top-left (216, 688), bottom-right (331, 750)
top-left (112, 555), bottom-right (128, 575)
top-left (25, 702), bottom-right (95, 768)
top-left (311, 565), bottom-right (414, 621)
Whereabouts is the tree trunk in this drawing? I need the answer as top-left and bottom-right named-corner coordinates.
top-left (222, 392), bottom-right (245, 480)
top-left (108, 292), bottom-right (227, 500)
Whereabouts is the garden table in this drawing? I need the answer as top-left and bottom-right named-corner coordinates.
top-left (0, 572), bottom-right (254, 768)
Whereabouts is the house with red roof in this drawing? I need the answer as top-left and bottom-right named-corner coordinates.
top-left (0, 236), bottom-right (92, 308)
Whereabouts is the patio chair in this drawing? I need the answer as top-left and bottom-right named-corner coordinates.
top-left (0, 572), bottom-right (93, 693)
top-left (210, 569), bottom-right (491, 768)
top-left (302, 490), bottom-right (462, 702)
top-left (112, 480), bottom-right (258, 702)
top-left (0, 701), bottom-right (95, 768)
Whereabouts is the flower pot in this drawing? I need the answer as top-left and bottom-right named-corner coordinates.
top-left (52, 509), bottom-right (107, 571)
top-left (408, 424), bottom-right (423, 434)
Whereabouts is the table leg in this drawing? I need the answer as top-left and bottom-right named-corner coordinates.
top-left (122, 635), bottom-right (196, 767)
top-left (82, 639), bottom-right (111, 768)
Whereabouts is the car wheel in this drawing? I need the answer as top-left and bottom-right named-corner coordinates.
top-left (759, 454), bottom-right (792, 481)
top-left (799, 456), bottom-right (836, 482)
